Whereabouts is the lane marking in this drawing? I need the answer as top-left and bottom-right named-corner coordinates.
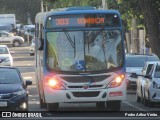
top-left (29, 101), bottom-right (40, 104)
top-left (23, 76), bottom-right (33, 79)
top-left (123, 101), bottom-right (147, 112)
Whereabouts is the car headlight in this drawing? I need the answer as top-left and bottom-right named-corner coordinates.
top-left (153, 81), bottom-right (160, 89)
top-left (126, 73), bottom-right (131, 77)
top-left (12, 90), bottom-right (26, 96)
top-left (107, 74), bottom-right (125, 88)
top-left (4, 57), bottom-right (10, 62)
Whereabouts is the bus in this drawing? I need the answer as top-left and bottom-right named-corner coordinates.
top-left (35, 7), bottom-right (126, 112)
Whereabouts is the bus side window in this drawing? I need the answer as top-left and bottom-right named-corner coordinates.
top-left (38, 24), bottom-right (44, 50)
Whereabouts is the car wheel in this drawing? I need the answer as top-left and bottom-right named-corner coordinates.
top-left (96, 102), bottom-right (105, 110)
top-left (106, 101), bottom-right (121, 111)
top-left (136, 93), bottom-right (141, 102)
top-left (143, 94), bottom-right (148, 106)
top-left (13, 40), bottom-right (20, 47)
top-left (47, 103), bottom-right (59, 112)
top-left (141, 89), bottom-right (144, 104)
top-left (148, 92), bottom-right (154, 107)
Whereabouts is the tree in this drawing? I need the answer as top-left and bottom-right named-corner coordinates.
top-left (139, 0), bottom-right (160, 57)
top-left (0, 0), bottom-right (41, 24)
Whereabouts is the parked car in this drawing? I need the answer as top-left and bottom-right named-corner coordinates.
top-left (136, 62), bottom-right (160, 107)
top-left (0, 31), bottom-right (24, 47)
top-left (29, 36), bottom-right (35, 56)
top-left (136, 61), bottom-right (159, 104)
top-left (0, 45), bottom-right (13, 66)
top-left (126, 53), bottom-right (159, 89)
top-left (0, 67), bottom-right (32, 111)
top-left (21, 25), bottom-right (35, 42)
top-left (0, 24), bottom-right (13, 33)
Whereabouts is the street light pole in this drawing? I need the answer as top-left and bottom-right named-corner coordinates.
top-left (41, 0), bottom-right (44, 12)
top-left (102, 0), bottom-right (108, 9)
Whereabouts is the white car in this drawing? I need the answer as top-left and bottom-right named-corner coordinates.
top-left (0, 45), bottom-right (13, 66)
top-left (126, 54), bottom-right (159, 89)
top-left (0, 31), bottom-right (24, 47)
top-left (136, 62), bottom-right (160, 107)
top-left (136, 61), bottom-right (159, 104)
top-left (29, 37), bottom-right (35, 56)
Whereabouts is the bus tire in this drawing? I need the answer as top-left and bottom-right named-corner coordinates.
top-left (106, 100), bottom-right (121, 111)
top-left (38, 89), bottom-right (47, 108)
top-left (47, 103), bottom-right (59, 112)
top-left (96, 102), bottom-right (105, 110)
top-left (39, 97), bottom-right (46, 109)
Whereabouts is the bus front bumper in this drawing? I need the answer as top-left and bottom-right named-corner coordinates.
top-left (44, 87), bottom-right (126, 103)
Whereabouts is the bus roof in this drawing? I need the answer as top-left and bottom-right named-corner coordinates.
top-left (35, 7), bottom-right (121, 25)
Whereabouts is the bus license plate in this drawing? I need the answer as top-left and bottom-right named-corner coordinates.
top-left (0, 102), bottom-right (7, 107)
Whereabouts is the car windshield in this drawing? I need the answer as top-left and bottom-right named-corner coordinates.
top-left (0, 69), bottom-right (21, 84)
top-left (46, 30), bottom-right (124, 72)
top-left (126, 56), bottom-right (159, 67)
top-left (0, 47), bottom-right (9, 54)
top-left (0, 25), bottom-right (12, 31)
top-left (154, 65), bottom-right (160, 78)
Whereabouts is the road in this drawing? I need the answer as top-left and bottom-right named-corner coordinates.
top-left (9, 45), bottom-right (160, 119)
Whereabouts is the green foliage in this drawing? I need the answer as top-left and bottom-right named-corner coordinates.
top-left (45, 0), bottom-right (102, 9)
top-left (0, 0), bottom-right (41, 24)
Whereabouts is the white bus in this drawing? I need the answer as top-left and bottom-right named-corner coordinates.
top-left (35, 7), bottom-right (126, 112)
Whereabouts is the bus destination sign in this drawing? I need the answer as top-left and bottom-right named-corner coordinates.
top-left (46, 14), bottom-right (120, 28)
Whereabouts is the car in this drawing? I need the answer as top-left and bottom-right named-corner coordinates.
top-left (136, 62), bottom-right (160, 107)
top-left (29, 36), bottom-right (35, 56)
top-left (0, 45), bottom-right (13, 66)
top-left (0, 31), bottom-right (24, 47)
top-left (21, 25), bottom-right (35, 42)
top-left (0, 24), bottom-right (13, 33)
top-left (136, 61), bottom-right (159, 104)
top-left (126, 53), bottom-right (159, 89)
top-left (0, 67), bottom-right (32, 111)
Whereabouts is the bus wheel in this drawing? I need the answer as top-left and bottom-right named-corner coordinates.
top-left (39, 98), bottom-right (46, 109)
top-left (106, 101), bottom-right (121, 111)
top-left (47, 103), bottom-right (59, 112)
top-left (96, 102), bottom-right (105, 110)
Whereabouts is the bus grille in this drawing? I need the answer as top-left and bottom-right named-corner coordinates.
top-left (61, 75), bottom-right (110, 83)
top-left (68, 85), bottom-right (103, 88)
top-left (72, 91), bottom-right (100, 97)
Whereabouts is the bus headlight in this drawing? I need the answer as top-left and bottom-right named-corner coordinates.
top-left (45, 76), bottom-right (66, 90)
top-left (107, 74), bottom-right (125, 88)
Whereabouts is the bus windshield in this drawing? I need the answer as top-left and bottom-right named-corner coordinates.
top-left (46, 30), bottom-right (123, 72)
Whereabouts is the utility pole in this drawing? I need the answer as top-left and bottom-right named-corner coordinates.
top-left (41, 0), bottom-right (44, 12)
top-left (102, 0), bottom-right (108, 9)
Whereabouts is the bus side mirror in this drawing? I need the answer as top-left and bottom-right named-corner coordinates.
top-left (38, 38), bottom-right (44, 50)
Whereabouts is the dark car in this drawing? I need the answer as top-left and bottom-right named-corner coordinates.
top-left (0, 67), bottom-right (32, 111)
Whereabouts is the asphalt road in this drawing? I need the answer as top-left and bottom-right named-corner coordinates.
top-left (8, 45), bottom-right (160, 120)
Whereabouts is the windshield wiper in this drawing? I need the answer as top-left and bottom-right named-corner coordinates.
top-left (64, 32), bottom-right (75, 48)
top-left (64, 31), bottom-right (76, 58)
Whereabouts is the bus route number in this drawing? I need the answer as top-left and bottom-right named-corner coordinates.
top-left (56, 18), bottom-right (69, 26)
